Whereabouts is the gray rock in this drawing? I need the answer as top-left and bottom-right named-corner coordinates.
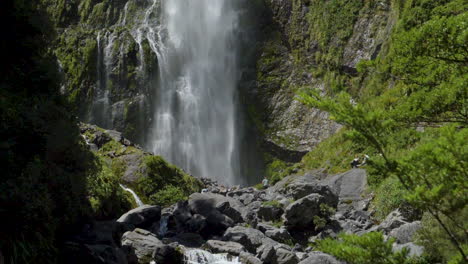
top-left (164, 233), bottom-right (205, 248)
top-left (284, 194), bottom-right (337, 229)
top-left (188, 193), bottom-right (242, 235)
top-left (393, 242), bottom-right (424, 257)
top-left (205, 240), bottom-right (245, 256)
top-left (325, 169), bottom-right (367, 204)
top-left (283, 181), bottom-right (337, 201)
top-left (373, 209), bottom-right (408, 233)
top-left (223, 226), bottom-right (275, 253)
top-left (106, 129), bottom-right (122, 143)
top-left (257, 243), bottom-right (276, 263)
top-left (298, 251), bottom-right (343, 264)
top-left (257, 223), bottom-right (293, 243)
top-left (389, 221), bottom-right (421, 244)
top-left (121, 229), bottom-right (162, 264)
top-left (185, 214), bottom-right (207, 233)
top-left (117, 205), bottom-right (161, 229)
top-left (258, 204), bottom-right (284, 221)
top-left (276, 247), bottom-right (299, 264)
top-left (239, 251), bottom-right (263, 264)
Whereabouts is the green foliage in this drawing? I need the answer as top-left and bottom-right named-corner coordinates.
top-left (372, 177), bottom-right (407, 221)
top-left (298, 1), bottom-right (468, 260)
top-left (136, 156), bottom-right (202, 205)
top-left (300, 129), bottom-right (369, 174)
top-left (0, 1), bottom-right (100, 262)
top-left (262, 200), bottom-right (282, 208)
top-left (265, 157), bottom-right (295, 184)
top-left (87, 156), bottom-right (133, 219)
top-left (416, 209), bottom-right (468, 263)
top-left (149, 185), bottom-right (187, 207)
top-left (317, 232), bottom-right (427, 264)
top-left (305, 0), bottom-right (364, 69)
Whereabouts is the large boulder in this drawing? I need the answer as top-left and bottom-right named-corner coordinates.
top-left (204, 240), bottom-right (245, 256)
top-left (275, 247), bottom-right (299, 264)
top-left (257, 223), bottom-right (293, 243)
top-left (389, 221), bottom-right (421, 244)
top-left (117, 205), bottom-right (161, 230)
top-left (298, 252), bottom-right (344, 264)
top-left (257, 203), bottom-right (284, 222)
top-left (222, 226), bottom-right (275, 253)
top-left (284, 194), bottom-right (338, 229)
top-left (393, 242), bottom-right (424, 257)
top-left (239, 251), bottom-right (263, 264)
top-left (121, 229), bottom-right (182, 264)
top-left (188, 193), bottom-right (247, 236)
top-left (368, 209), bottom-right (408, 234)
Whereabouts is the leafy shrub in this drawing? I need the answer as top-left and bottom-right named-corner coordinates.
top-left (317, 232), bottom-right (428, 264)
top-left (87, 156), bottom-right (133, 219)
top-left (149, 185), bottom-right (187, 207)
top-left (136, 156), bottom-right (202, 205)
top-left (372, 177), bottom-right (407, 221)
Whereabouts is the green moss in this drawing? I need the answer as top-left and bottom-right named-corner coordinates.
top-left (262, 200), bottom-right (282, 208)
top-left (134, 156), bottom-right (203, 205)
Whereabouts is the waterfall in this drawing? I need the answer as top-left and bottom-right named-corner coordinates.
top-left (184, 249), bottom-right (240, 264)
top-left (135, 0), bottom-right (243, 185)
top-left (119, 184), bottom-right (144, 207)
top-left (90, 31), bottom-right (113, 129)
top-left (158, 215), bottom-right (169, 237)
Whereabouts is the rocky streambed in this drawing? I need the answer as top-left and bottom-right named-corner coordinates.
top-left (62, 164), bottom-right (424, 264)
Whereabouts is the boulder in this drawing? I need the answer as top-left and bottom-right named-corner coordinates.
top-left (298, 252), bottom-right (343, 264)
top-left (185, 214), bottom-right (207, 233)
top-left (389, 221), bottom-right (421, 244)
top-left (121, 229), bottom-right (163, 264)
top-left (188, 193), bottom-right (241, 236)
top-left (222, 226), bottom-right (275, 253)
top-left (275, 247), bottom-right (299, 264)
top-left (393, 242), bottom-right (424, 257)
top-left (257, 204), bottom-right (284, 221)
top-left (239, 251), bottom-right (263, 264)
top-left (284, 194), bottom-right (337, 229)
top-left (204, 240), bottom-right (245, 256)
top-left (121, 229), bottom-right (182, 264)
top-left (283, 182), bottom-right (337, 202)
top-left (117, 205), bottom-right (161, 230)
top-left (368, 209), bottom-right (408, 234)
top-left (256, 243), bottom-right (276, 263)
top-left (257, 223), bottom-right (293, 243)
top-left (164, 233), bottom-right (205, 248)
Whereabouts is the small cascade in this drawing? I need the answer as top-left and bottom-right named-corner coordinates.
top-left (184, 249), bottom-right (240, 264)
top-left (119, 184), bottom-right (144, 207)
top-left (158, 215), bottom-right (169, 237)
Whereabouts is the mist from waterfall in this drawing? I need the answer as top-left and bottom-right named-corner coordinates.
top-left (139, 0), bottom-right (244, 185)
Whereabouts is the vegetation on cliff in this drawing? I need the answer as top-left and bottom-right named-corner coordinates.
top-left (299, 0), bottom-right (467, 262)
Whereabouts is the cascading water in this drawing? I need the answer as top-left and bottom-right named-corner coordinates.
top-left (119, 184), bottom-right (144, 207)
top-left (134, 0), bottom-right (244, 185)
top-left (184, 249), bottom-right (240, 264)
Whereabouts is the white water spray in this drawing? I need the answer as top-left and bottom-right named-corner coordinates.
top-left (184, 249), bottom-right (240, 264)
top-left (134, 0), bottom-right (242, 185)
top-left (119, 184), bottom-right (144, 207)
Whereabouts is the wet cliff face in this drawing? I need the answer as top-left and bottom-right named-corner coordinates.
top-left (41, 0), bottom-right (159, 145)
top-left (248, 0), bottom-right (395, 163)
top-left (41, 0), bottom-right (396, 168)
